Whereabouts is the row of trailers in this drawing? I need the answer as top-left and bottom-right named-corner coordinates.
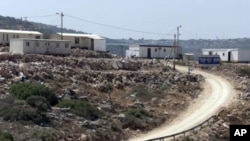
top-left (0, 29), bottom-right (106, 52)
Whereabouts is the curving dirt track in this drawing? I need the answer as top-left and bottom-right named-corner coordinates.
top-left (128, 66), bottom-right (235, 141)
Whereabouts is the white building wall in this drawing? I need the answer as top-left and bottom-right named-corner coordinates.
top-left (10, 39), bottom-right (71, 55)
top-left (9, 39), bottom-right (24, 54)
top-left (94, 39), bottom-right (106, 51)
top-left (139, 47), bottom-right (173, 58)
top-left (238, 49), bottom-right (250, 62)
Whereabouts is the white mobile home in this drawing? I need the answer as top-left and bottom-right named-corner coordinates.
top-left (202, 48), bottom-right (250, 62)
top-left (10, 38), bottom-right (71, 55)
top-left (0, 29), bottom-right (43, 46)
top-left (50, 33), bottom-right (106, 51)
top-left (139, 45), bottom-right (175, 59)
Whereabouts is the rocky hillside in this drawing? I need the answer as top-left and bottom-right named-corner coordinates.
top-left (0, 49), bottom-right (203, 141)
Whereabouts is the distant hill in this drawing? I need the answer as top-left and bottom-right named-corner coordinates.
top-left (0, 15), bottom-right (85, 38)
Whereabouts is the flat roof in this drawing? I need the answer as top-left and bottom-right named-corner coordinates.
top-left (10, 38), bottom-right (70, 42)
top-left (139, 44), bottom-right (173, 48)
top-left (56, 33), bottom-right (105, 40)
top-left (202, 48), bottom-right (238, 51)
top-left (0, 29), bottom-right (42, 35)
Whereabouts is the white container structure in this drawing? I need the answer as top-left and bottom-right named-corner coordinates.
top-left (0, 29), bottom-right (43, 46)
top-left (10, 38), bottom-right (71, 55)
top-left (139, 45), bottom-right (175, 59)
top-left (202, 48), bottom-right (250, 62)
top-left (50, 33), bottom-right (106, 51)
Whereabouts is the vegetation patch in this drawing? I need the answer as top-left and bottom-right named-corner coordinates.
top-left (0, 130), bottom-right (14, 141)
top-left (56, 99), bottom-right (103, 120)
top-left (8, 82), bottom-right (58, 106)
top-left (0, 104), bottom-right (50, 125)
top-left (236, 67), bottom-right (250, 77)
top-left (130, 85), bottom-right (151, 100)
top-left (122, 109), bottom-right (152, 130)
top-left (32, 130), bottom-right (59, 141)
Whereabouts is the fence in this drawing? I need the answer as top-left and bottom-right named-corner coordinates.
top-left (145, 114), bottom-right (219, 141)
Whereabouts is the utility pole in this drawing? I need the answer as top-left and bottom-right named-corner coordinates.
top-left (176, 25), bottom-right (182, 58)
top-left (173, 34), bottom-right (177, 70)
top-left (56, 12), bottom-right (64, 40)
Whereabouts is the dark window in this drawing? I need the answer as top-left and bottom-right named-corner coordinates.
top-left (163, 49), bottom-right (166, 52)
top-left (155, 48), bottom-right (157, 52)
top-left (35, 36), bottom-right (41, 39)
top-left (45, 42), bottom-right (50, 46)
top-left (26, 42), bottom-right (30, 47)
top-left (222, 53), bottom-right (225, 56)
top-left (17, 34), bottom-right (19, 38)
top-left (56, 43), bottom-right (60, 48)
top-left (3, 34), bottom-right (4, 41)
top-left (209, 51), bottom-right (212, 55)
top-left (75, 37), bottom-right (80, 44)
top-left (6, 34), bottom-right (9, 41)
top-left (65, 43), bottom-right (69, 48)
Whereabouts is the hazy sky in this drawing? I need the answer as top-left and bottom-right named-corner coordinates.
top-left (0, 0), bottom-right (249, 39)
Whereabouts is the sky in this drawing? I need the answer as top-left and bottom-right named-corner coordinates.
top-left (0, 0), bottom-right (249, 40)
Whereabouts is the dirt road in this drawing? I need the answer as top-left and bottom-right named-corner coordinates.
top-left (128, 66), bottom-right (235, 141)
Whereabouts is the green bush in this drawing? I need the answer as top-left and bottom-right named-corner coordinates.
top-left (56, 99), bottom-right (103, 120)
top-left (32, 130), bottom-right (59, 141)
top-left (26, 96), bottom-right (51, 112)
top-left (122, 114), bottom-right (146, 130)
top-left (0, 105), bottom-right (49, 125)
top-left (236, 67), bottom-right (250, 77)
top-left (122, 109), bottom-right (152, 130)
top-left (0, 131), bottom-right (14, 141)
top-left (8, 82), bottom-right (58, 106)
top-left (125, 109), bottom-right (152, 119)
top-left (130, 85), bottom-right (151, 99)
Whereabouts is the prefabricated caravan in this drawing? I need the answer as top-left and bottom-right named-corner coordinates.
top-left (50, 33), bottom-right (106, 52)
top-left (202, 48), bottom-right (250, 62)
top-left (10, 38), bottom-right (71, 55)
top-left (139, 45), bottom-right (175, 59)
top-left (0, 29), bottom-right (43, 46)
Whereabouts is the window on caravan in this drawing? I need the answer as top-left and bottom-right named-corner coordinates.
top-left (26, 42), bottom-right (30, 47)
top-left (163, 49), bottom-right (166, 52)
top-left (2, 34), bottom-right (4, 41)
top-left (45, 42), bottom-right (50, 46)
top-left (75, 37), bottom-right (80, 44)
top-left (56, 43), bottom-right (60, 48)
top-left (65, 43), bottom-right (69, 48)
top-left (17, 34), bottom-right (19, 38)
top-left (35, 36), bottom-right (41, 39)
top-left (13, 34), bottom-right (15, 38)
